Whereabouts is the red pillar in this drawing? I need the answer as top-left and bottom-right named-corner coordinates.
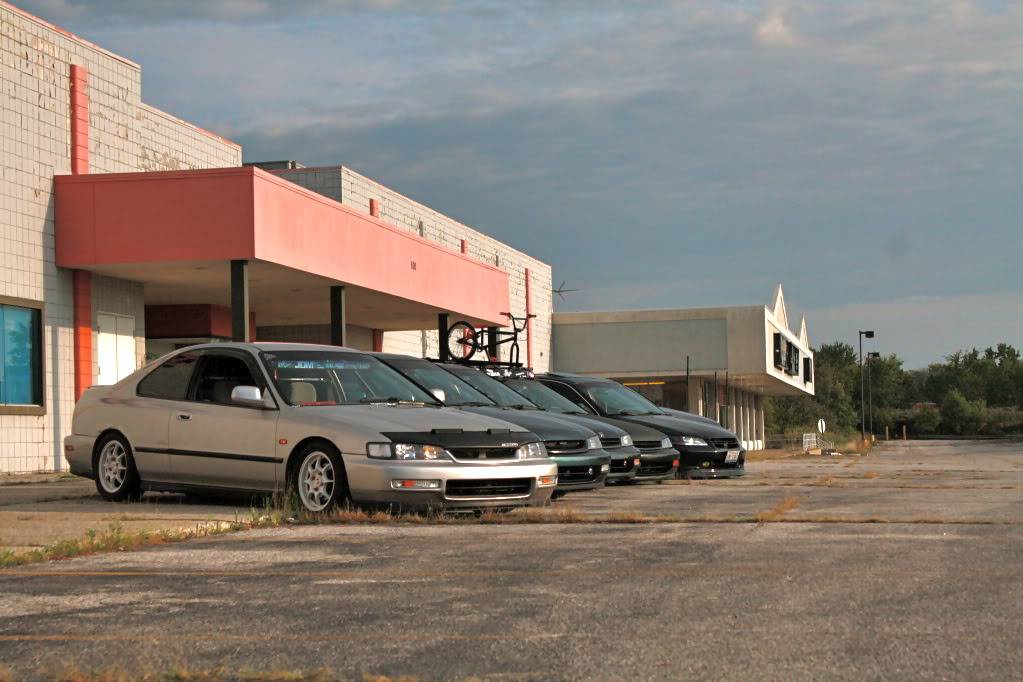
top-left (72, 270), bottom-right (92, 400)
top-left (369, 198), bottom-right (380, 217)
top-left (460, 239), bottom-right (467, 254)
top-left (372, 329), bottom-right (384, 352)
top-left (69, 65), bottom-right (89, 174)
top-left (524, 268), bottom-right (533, 368)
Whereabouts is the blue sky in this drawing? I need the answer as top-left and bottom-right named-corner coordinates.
top-left (20, 0), bottom-right (1023, 368)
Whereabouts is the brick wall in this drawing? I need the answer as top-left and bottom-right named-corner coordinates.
top-left (0, 2), bottom-right (241, 472)
top-left (277, 166), bottom-right (554, 372)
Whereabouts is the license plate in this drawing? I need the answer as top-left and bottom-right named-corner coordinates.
top-left (725, 450), bottom-right (740, 463)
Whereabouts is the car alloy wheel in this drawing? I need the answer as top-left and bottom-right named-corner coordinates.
top-left (98, 440), bottom-right (129, 494)
top-left (298, 450), bottom-right (336, 512)
top-left (92, 433), bottom-right (142, 502)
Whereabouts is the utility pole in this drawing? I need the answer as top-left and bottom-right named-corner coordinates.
top-left (858, 330), bottom-right (875, 441)
top-left (867, 351), bottom-right (880, 440)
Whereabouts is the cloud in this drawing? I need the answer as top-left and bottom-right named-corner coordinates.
top-left (755, 6), bottom-right (800, 46)
top-left (16, 0), bottom-right (1023, 364)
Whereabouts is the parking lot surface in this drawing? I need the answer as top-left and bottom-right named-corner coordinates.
top-left (1, 439), bottom-right (1022, 680)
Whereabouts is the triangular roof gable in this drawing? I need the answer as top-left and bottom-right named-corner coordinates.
top-left (771, 283), bottom-right (789, 330)
top-left (799, 316), bottom-right (809, 346)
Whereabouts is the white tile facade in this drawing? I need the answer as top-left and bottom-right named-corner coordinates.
top-left (0, 3), bottom-right (241, 472)
top-left (277, 167), bottom-right (554, 372)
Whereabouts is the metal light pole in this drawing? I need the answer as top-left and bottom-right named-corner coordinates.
top-left (858, 330), bottom-right (875, 441)
top-left (867, 351), bottom-right (880, 439)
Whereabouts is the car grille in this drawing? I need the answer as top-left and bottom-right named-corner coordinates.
top-left (610, 458), bottom-right (635, 473)
top-left (638, 462), bottom-right (674, 477)
top-left (446, 478), bottom-right (532, 497)
top-left (545, 439), bottom-right (587, 454)
top-left (448, 447), bottom-right (519, 461)
top-left (600, 437), bottom-right (622, 448)
top-left (709, 438), bottom-right (740, 449)
top-left (558, 464), bottom-right (602, 484)
top-left (634, 440), bottom-right (666, 450)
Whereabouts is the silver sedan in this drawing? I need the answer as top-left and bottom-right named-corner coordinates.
top-left (64, 343), bottom-right (558, 513)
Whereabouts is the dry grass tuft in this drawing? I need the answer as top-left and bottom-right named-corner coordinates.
top-left (863, 471), bottom-right (880, 479)
top-left (809, 475), bottom-right (837, 487)
top-left (756, 495), bottom-right (802, 522)
top-left (52, 667), bottom-right (335, 682)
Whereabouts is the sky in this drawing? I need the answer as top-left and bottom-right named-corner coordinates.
top-left (18, 0), bottom-right (1023, 368)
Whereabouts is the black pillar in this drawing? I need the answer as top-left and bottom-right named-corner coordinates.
top-left (230, 259), bottom-right (249, 342)
top-left (438, 313), bottom-right (449, 362)
top-left (487, 326), bottom-right (499, 361)
top-left (330, 285), bottom-right (347, 347)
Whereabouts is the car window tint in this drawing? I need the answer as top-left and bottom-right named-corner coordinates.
top-left (194, 354), bottom-right (260, 406)
top-left (540, 380), bottom-right (593, 412)
top-left (137, 352), bottom-right (199, 400)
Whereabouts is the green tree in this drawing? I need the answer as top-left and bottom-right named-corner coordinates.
top-left (940, 389), bottom-right (987, 435)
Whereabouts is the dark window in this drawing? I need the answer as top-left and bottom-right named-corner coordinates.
top-left (803, 357), bottom-right (813, 384)
top-left (0, 303), bottom-right (42, 406)
top-left (137, 351), bottom-right (200, 401)
top-left (539, 380), bottom-right (594, 413)
top-left (773, 333), bottom-right (784, 369)
top-left (194, 353), bottom-right (261, 406)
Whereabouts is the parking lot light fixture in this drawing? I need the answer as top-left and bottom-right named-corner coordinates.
top-left (858, 330), bottom-right (876, 440)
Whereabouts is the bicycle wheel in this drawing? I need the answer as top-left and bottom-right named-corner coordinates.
top-left (446, 321), bottom-right (480, 360)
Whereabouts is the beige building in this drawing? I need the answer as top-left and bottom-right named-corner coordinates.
top-left (551, 285), bottom-right (814, 450)
top-left (0, 2), bottom-right (553, 474)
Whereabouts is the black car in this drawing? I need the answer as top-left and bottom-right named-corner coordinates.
top-left (375, 355), bottom-right (611, 493)
top-left (537, 372), bottom-right (745, 479)
top-left (438, 362), bottom-right (648, 484)
top-left (493, 373), bottom-right (679, 483)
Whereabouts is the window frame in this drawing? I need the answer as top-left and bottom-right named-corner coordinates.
top-left (0, 295), bottom-right (45, 416)
top-left (188, 349), bottom-right (278, 410)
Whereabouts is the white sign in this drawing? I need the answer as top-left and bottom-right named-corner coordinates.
top-left (817, 418), bottom-right (826, 434)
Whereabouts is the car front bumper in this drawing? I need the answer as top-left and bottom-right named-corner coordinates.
top-left (606, 445), bottom-right (641, 482)
top-left (677, 446), bottom-right (746, 478)
top-left (342, 454), bottom-right (558, 509)
top-left (634, 447), bottom-right (679, 481)
top-left (549, 451), bottom-right (611, 491)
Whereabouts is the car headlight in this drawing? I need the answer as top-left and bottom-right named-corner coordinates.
top-left (516, 441), bottom-right (548, 459)
top-left (586, 435), bottom-right (602, 451)
top-left (367, 443), bottom-right (452, 460)
top-left (678, 436), bottom-right (708, 447)
top-left (621, 434), bottom-right (633, 447)
top-left (660, 437), bottom-right (673, 449)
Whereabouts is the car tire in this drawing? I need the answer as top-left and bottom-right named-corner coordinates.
top-left (291, 443), bottom-right (349, 514)
top-left (93, 433), bottom-right (142, 502)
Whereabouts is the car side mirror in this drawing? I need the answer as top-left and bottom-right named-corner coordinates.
top-left (231, 385), bottom-right (268, 408)
top-left (431, 388), bottom-right (446, 403)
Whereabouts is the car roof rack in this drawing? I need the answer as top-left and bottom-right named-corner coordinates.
top-left (426, 357), bottom-right (534, 378)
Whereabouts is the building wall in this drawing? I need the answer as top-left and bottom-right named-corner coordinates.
top-left (0, 2), bottom-right (241, 473)
top-left (277, 166), bottom-right (554, 371)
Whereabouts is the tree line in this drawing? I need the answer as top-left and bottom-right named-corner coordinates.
top-left (764, 342), bottom-right (1023, 438)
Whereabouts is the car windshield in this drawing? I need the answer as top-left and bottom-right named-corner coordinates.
top-left (444, 366), bottom-right (537, 409)
top-left (260, 350), bottom-right (438, 406)
top-left (583, 382), bottom-right (664, 416)
top-left (503, 379), bottom-right (587, 414)
top-left (384, 359), bottom-right (495, 407)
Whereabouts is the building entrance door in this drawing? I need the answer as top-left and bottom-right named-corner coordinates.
top-left (97, 312), bottom-right (136, 385)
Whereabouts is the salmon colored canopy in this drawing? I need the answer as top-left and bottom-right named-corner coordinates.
top-left (55, 167), bottom-right (510, 329)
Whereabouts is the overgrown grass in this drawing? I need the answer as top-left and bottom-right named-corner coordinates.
top-left (51, 668), bottom-right (392, 681)
top-left (755, 495), bottom-right (802, 522)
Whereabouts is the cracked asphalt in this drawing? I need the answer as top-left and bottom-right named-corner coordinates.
top-left (1, 440), bottom-right (1022, 680)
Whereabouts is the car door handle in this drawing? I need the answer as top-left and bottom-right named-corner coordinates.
top-left (176, 413), bottom-right (192, 421)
